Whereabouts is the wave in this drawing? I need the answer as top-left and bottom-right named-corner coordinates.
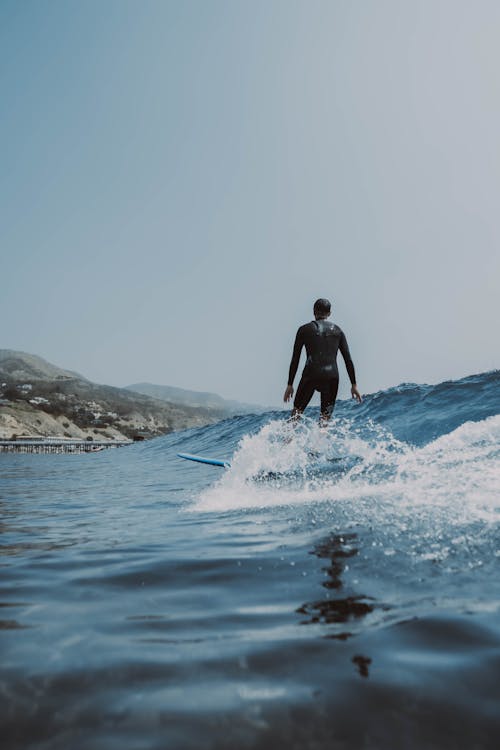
top-left (168, 369), bottom-right (500, 459)
top-left (338, 369), bottom-right (500, 446)
top-left (167, 370), bottom-right (500, 517)
top-left (194, 411), bottom-right (500, 516)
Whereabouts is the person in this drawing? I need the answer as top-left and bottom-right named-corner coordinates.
top-left (283, 298), bottom-right (362, 423)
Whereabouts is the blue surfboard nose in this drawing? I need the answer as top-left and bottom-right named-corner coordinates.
top-left (177, 452), bottom-right (231, 469)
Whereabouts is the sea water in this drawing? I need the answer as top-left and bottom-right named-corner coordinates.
top-left (1, 370), bottom-right (499, 749)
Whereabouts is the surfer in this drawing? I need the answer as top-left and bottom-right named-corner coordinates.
top-left (284, 298), bottom-right (362, 423)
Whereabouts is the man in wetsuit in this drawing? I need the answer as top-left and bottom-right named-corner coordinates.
top-left (283, 298), bottom-right (362, 422)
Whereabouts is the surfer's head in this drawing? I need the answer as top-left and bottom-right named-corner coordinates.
top-left (313, 298), bottom-right (331, 319)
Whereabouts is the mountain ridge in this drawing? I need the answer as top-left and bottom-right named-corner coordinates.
top-left (125, 381), bottom-right (260, 414)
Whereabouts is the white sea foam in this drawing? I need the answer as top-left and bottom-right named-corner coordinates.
top-left (193, 415), bottom-right (500, 521)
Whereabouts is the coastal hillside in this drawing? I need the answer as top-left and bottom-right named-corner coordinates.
top-left (125, 382), bottom-right (259, 414)
top-left (0, 350), bottom-right (226, 441)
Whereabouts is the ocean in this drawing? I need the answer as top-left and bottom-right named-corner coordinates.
top-left (1, 370), bottom-right (500, 749)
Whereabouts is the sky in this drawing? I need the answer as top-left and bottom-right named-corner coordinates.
top-left (1, 0), bottom-right (499, 407)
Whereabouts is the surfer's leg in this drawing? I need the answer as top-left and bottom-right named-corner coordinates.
top-left (319, 378), bottom-right (339, 425)
top-left (290, 376), bottom-right (315, 421)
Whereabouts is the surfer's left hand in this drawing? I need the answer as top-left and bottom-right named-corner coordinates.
top-left (283, 385), bottom-right (294, 403)
top-left (351, 385), bottom-right (363, 403)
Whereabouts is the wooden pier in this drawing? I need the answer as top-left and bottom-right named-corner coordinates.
top-left (0, 438), bottom-right (133, 454)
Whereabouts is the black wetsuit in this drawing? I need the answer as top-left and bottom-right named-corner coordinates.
top-left (288, 320), bottom-right (356, 417)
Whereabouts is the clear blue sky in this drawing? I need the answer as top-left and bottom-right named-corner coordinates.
top-left (1, 0), bottom-right (499, 406)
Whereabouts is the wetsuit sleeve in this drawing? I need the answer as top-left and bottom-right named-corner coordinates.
top-left (339, 331), bottom-right (356, 385)
top-left (288, 328), bottom-right (304, 386)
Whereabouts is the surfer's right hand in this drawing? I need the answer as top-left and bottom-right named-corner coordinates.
top-left (351, 384), bottom-right (363, 403)
top-left (283, 385), bottom-right (294, 403)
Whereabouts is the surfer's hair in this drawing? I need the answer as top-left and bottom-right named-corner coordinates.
top-left (313, 298), bottom-right (331, 317)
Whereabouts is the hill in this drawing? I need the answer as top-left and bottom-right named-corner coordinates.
top-left (125, 382), bottom-right (259, 414)
top-left (0, 350), bottom-right (226, 441)
top-left (0, 349), bottom-right (83, 381)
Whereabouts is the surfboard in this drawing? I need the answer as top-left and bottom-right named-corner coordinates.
top-left (177, 452), bottom-right (231, 469)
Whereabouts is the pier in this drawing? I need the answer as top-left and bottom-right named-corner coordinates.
top-left (0, 438), bottom-right (133, 454)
